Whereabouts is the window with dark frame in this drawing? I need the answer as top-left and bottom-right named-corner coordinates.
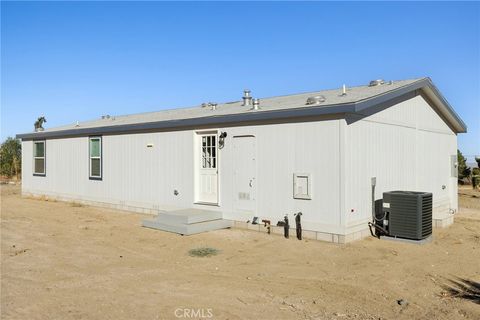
top-left (33, 141), bottom-right (46, 175)
top-left (89, 136), bottom-right (102, 179)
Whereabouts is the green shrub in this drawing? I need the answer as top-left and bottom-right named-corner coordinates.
top-left (0, 137), bottom-right (21, 179)
top-left (188, 247), bottom-right (219, 257)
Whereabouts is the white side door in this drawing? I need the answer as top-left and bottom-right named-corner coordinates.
top-left (233, 136), bottom-right (256, 214)
top-left (197, 133), bottom-right (218, 204)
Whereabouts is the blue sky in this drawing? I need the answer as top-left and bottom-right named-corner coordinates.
top-left (2, 1), bottom-right (479, 160)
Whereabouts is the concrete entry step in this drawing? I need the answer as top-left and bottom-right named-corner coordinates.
top-left (142, 218), bottom-right (232, 235)
top-left (141, 208), bottom-right (232, 235)
top-left (153, 208), bottom-right (223, 225)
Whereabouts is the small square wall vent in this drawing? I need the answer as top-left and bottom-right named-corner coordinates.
top-left (293, 173), bottom-right (312, 200)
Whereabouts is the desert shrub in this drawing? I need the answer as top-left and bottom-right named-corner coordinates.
top-left (188, 247), bottom-right (219, 257)
top-left (458, 150), bottom-right (471, 182)
top-left (473, 177), bottom-right (479, 188)
top-left (0, 137), bottom-right (21, 179)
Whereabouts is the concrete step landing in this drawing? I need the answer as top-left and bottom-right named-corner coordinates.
top-left (142, 208), bottom-right (232, 235)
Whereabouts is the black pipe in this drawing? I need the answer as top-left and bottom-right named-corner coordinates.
top-left (283, 215), bottom-right (289, 239)
top-left (371, 178), bottom-right (376, 224)
top-left (295, 212), bottom-right (302, 240)
top-left (370, 177), bottom-right (390, 238)
top-left (368, 221), bottom-right (388, 238)
top-left (262, 219), bottom-right (271, 234)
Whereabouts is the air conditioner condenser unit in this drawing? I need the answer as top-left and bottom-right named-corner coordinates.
top-left (382, 191), bottom-right (433, 240)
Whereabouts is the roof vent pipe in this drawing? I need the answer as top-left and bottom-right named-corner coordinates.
top-left (342, 84), bottom-right (347, 96)
top-left (306, 95), bottom-right (326, 105)
top-left (369, 79), bottom-right (385, 87)
top-left (242, 89), bottom-right (252, 106)
top-left (201, 102), bottom-right (217, 110)
top-left (251, 98), bottom-right (260, 110)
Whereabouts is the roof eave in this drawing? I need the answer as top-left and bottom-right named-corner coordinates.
top-left (16, 103), bottom-right (356, 140)
top-left (16, 78), bottom-right (467, 140)
top-left (422, 79), bottom-right (467, 133)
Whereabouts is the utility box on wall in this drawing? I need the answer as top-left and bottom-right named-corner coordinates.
top-left (451, 155), bottom-right (458, 178)
top-left (293, 173), bottom-right (312, 200)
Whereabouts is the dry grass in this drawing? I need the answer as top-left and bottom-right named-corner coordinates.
top-left (69, 202), bottom-right (84, 207)
top-left (188, 247), bottom-right (220, 257)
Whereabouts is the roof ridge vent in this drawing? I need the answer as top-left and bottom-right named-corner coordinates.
top-left (369, 79), bottom-right (385, 87)
top-left (306, 95), bottom-right (326, 105)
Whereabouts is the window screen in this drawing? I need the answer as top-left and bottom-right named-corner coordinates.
top-left (33, 141), bottom-right (46, 175)
top-left (89, 137), bottom-right (102, 179)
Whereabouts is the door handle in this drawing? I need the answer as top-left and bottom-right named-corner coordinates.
top-left (249, 179), bottom-right (254, 187)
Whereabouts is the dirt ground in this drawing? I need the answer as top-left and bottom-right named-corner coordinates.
top-left (1, 185), bottom-right (479, 320)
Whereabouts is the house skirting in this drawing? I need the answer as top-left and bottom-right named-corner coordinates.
top-left (22, 190), bottom-right (454, 244)
top-left (232, 216), bottom-right (454, 244)
top-left (232, 221), bottom-right (372, 244)
top-left (433, 215), bottom-right (455, 228)
top-left (22, 191), bottom-right (162, 216)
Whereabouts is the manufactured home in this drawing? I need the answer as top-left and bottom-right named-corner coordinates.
top-left (17, 78), bottom-right (466, 243)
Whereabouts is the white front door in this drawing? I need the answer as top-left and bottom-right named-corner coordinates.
top-left (233, 136), bottom-right (256, 214)
top-left (197, 133), bottom-right (218, 204)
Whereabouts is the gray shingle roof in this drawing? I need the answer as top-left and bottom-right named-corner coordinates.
top-left (17, 77), bottom-right (467, 139)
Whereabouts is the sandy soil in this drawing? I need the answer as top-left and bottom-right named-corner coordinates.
top-left (1, 185), bottom-right (479, 320)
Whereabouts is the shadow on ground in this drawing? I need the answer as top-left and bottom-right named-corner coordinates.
top-left (441, 277), bottom-right (480, 304)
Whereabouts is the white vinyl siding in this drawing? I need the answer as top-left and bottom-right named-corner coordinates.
top-left (89, 137), bottom-right (102, 179)
top-left (33, 141), bottom-right (46, 175)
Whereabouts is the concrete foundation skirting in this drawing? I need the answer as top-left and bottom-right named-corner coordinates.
top-left (22, 191), bottom-right (455, 243)
top-left (232, 214), bottom-right (455, 244)
top-left (22, 192), bottom-right (161, 216)
top-left (232, 221), bottom-right (372, 244)
top-left (433, 215), bottom-right (454, 228)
